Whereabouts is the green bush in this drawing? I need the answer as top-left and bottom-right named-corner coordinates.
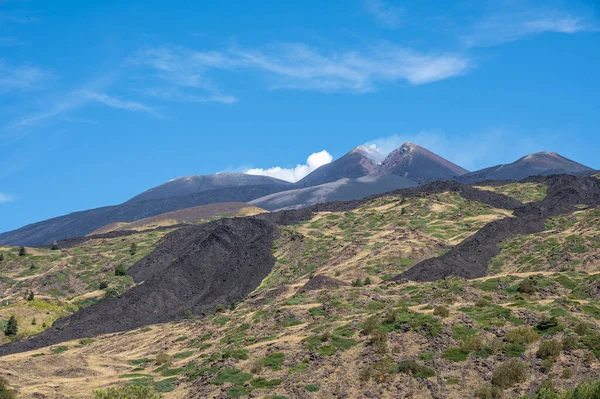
top-left (397, 359), bottom-right (435, 378)
top-left (574, 321), bottom-right (590, 336)
top-left (433, 305), bottom-right (450, 318)
top-left (114, 265), bottom-right (127, 276)
top-left (443, 347), bottom-right (468, 362)
top-left (518, 277), bottom-right (537, 294)
top-left (370, 329), bottom-right (388, 354)
top-left (506, 326), bottom-right (539, 345)
top-left (91, 385), bottom-right (161, 399)
top-left (18, 247), bottom-right (26, 257)
top-left (491, 359), bottom-right (527, 388)
top-left (155, 353), bottom-right (173, 365)
top-left (475, 382), bottom-right (503, 399)
top-left (537, 339), bottom-right (562, 360)
top-left (362, 315), bottom-right (379, 335)
top-left (0, 376), bottom-right (17, 399)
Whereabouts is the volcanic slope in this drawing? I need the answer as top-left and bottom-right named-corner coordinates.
top-left (3, 177), bottom-right (600, 399)
top-left (89, 202), bottom-right (266, 234)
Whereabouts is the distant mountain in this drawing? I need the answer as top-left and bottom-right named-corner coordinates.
top-left (459, 152), bottom-right (594, 183)
top-left (0, 183), bottom-right (287, 247)
top-left (89, 202), bottom-right (267, 235)
top-left (296, 146), bottom-right (384, 187)
top-left (252, 174), bottom-right (417, 211)
top-left (381, 142), bottom-right (468, 184)
top-left (129, 173), bottom-right (291, 202)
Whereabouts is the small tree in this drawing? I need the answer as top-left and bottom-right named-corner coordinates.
top-left (98, 281), bottom-right (108, 290)
top-left (31, 317), bottom-right (37, 325)
top-left (18, 247), bottom-right (26, 257)
top-left (129, 242), bottom-right (137, 255)
top-left (51, 242), bottom-right (59, 250)
top-left (364, 277), bottom-right (372, 285)
top-left (0, 253), bottom-right (4, 262)
top-left (4, 315), bottom-right (18, 336)
top-left (27, 291), bottom-right (35, 301)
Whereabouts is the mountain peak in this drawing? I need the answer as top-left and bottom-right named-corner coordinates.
top-left (382, 143), bottom-right (468, 184)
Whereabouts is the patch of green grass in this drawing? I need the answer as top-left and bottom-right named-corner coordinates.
top-left (173, 351), bottom-right (194, 360)
top-left (305, 384), bottom-right (320, 392)
top-left (443, 347), bottom-right (468, 362)
top-left (262, 353), bottom-right (285, 370)
top-left (211, 369), bottom-right (252, 386)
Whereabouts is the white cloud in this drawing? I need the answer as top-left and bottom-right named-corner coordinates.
top-left (245, 150), bottom-right (333, 182)
top-left (0, 193), bottom-right (15, 203)
top-left (0, 60), bottom-right (53, 92)
top-left (132, 43), bottom-right (470, 94)
top-left (464, 10), bottom-right (596, 47)
top-left (363, 0), bottom-right (404, 29)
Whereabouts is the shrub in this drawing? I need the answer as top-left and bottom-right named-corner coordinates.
top-left (475, 382), bottom-right (503, 399)
top-left (155, 353), bottom-right (173, 365)
top-left (562, 333), bottom-right (579, 350)
top-left (130, 243), bottom-right (137, 255)
top-left (114, 265), bottom-right (127, 276)
top-left (27, 291), bottom-right (35, 301)
top-left (574, 321), bottom-right (590, 336)
top-left (433, 305), bottom-right (450, 318)
top-left (492, 359), bottom-right (527, 388)
top-left (0, 376), bottom-right (17, 399)
top-left (359, 366), bottom-right (373, 382)
top-left (518, 277), bottom-right (537, 294)
top-left (370, 329), bottom-right (388, 354)
top-left (18, 247), bottom-right (26, 257)
top-left (51, 242), bottom-right (59, 250)
top-left (362, 315), bottom-right (379, 335)
top-left (351, 279), bottom-right (363, 287)
top-left (250, 360), bottom-right (263, 374)
top-left (364, 277), bottom-right (372, 285)
top-left (397, 359), bottom-right (435, 378)
top-left (535, 316), bottom-right (564, 334)
top-left (215, 304), bottom-right (225, 313)
top-left (4, 315), bottom-right (18, 337)
top-left (461, 334), bottom-right (484, 353)
top-left (475, 298), bottom-right (490, 308)
top-left (91, 385), bottom-right (161, 399)
top-left (506, 326), bottom-right (539, 345)
top-left (98, 281), bottom-right (108, 290)
top-left (0, 254), bottom-right (4, 262)
top-left (537, 339), bottom-right (562, 360)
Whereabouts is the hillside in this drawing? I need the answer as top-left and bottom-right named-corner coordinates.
top-left (0, 185), bottom-right (283, 247)
top-left (1, 175), bottom-right (600, 399)
top-left (89, 203), bottom-right (266, 234)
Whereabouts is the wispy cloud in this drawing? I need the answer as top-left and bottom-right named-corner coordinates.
top-left (132, 42), bottom-right (470, 94)
top-left (464, 9), bottom-right (596, 47)
top-left (0, 192), bottom-right (15, 203)
top-left (1, 87), bottom-right (157, 139)
top-left (363, 0), bottom-right (404, 29)
top-left (246, 150), bottom-right (333, 182)
top-left (0, 60), bottom-right (53, 92)
top-left (78, 90), bottom-right (159, 115)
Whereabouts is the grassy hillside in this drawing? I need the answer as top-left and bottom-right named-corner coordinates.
top-left (1, 182), bottom-right (600, 399)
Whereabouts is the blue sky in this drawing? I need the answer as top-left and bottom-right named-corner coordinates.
top-left (0, 0), bottom-right (599, 233)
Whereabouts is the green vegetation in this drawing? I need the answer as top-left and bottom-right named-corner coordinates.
top-left (92, 385), bottom-right (162, 399)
